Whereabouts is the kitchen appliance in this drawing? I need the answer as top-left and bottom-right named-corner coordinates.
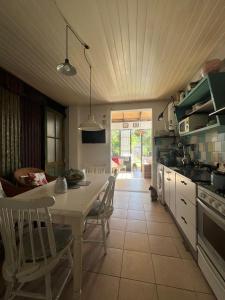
top-left (179, 115), bottom-right (208, 134)
top-left (157, 164), bottom-right (164, 205)
top-left (211, 170), bottom-right (225, 191)
top-left (168, 101), bottom-right (178, 131)
top-left (181, 145), bottom-right (191, 166)
top-left (197, 185), bottom-right (225, 300)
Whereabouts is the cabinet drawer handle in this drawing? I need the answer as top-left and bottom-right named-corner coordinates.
top-left (181, 216), bottom-right (187, 224)
top-left (180, 198), bottom-right (187, 205)
top-left (181, 180), bottom-right (187, 185)
top-left (167, 178), bottom-right (171, 181)
top-left (166, 171), bottom-right (171, 174)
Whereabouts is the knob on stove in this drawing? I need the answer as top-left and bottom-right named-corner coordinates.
top-left (212, 201), bottom-right (221, 209)
top-left (208, 198), bottom-right (214, 205)
top-left (218, 205), bottom-right (225, 215)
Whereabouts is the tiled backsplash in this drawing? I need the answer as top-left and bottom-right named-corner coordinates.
top-left (183, 129), bottom-right (225, 164)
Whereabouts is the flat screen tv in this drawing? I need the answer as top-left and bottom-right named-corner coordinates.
top-left (82, 130), bottom-right (106, 144)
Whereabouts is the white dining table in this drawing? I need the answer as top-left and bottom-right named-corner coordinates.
top-left (13, 173), bottom-right (109, 300)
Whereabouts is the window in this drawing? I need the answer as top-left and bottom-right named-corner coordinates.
top-left (46, 110), bottom-right (64, 176)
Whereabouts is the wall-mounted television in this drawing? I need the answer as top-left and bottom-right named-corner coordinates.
top-left (82, 130), bottom-right (106, 144)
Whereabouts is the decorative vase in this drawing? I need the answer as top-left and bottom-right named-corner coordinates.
top-left (55, 177), bottom-right (68, 194)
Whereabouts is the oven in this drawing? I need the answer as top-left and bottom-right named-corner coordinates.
top-left (197, 187), bottom-right (225, 299)
top-left (197, 198), bottom-right (225, 279)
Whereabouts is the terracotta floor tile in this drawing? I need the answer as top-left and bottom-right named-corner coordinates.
top-left (124, 232), bottom-right (150, 252)
top-left (114, 200), bottom-right (129, 209)
top-left (143, 203), bottom-right (166, 213)
top-left (128, 202), bottom-right (144, 210)
top-left (173, 238), bottom-right (193, 260)
top-left (145, 212), bottom-right (174, 223)
top-left (82, 272), bottom-right (120, 300)
top-left (113, 208), bottom-right (127, 219)
top-left (118, 278), bottom-right (157, 300)
top-left (195, 293), bottom-right (216, 300)
top-left (106, 230), bottom-right (125, 249)
top-left (147, 222), bottom-right (172, 236)
top-left (83, 246), bottom-right (123, 277)
top-left (157, 285), bottom-right (197, 300)
top-left (130, 192), bottom-right (150, 201)
top-left (121, 250), bottom-right (155, 283)
top-left (152, 254), bottom-right (199, 291)
top-left (127, 209), bottom-right (146, 220)
top-left (168, 224), bottom-right (182, 239)
top-left (183, 260), bottom-right (212, 293)
top-left (126, 220), bottom-right (147, 234)
top-left (109, 218), bottom-right (127, 231)
top-left (149, 235), bottom-right (180, 257)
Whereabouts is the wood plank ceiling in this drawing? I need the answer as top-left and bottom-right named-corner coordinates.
top-left (0, 0), bottom-right (225, 106)
top-left (112, 111), bottom-right (152, 122)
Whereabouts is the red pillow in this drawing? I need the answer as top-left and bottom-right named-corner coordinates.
top-left (28, 172), bottom-right (48, 186)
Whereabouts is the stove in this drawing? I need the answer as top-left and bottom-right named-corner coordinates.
top-left (198, 184), bottom-right (225, 216)
top-left (197, 184), bottom-right (225, 299)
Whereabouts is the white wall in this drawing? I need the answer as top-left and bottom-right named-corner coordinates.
top-left (67, 100), bottom-right (168, 187)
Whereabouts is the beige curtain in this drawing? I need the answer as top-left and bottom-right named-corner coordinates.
top-left (0, 87), bottom-right (21, 176)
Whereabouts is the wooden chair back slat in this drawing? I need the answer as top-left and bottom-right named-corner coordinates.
top-left (0, 196), bottom-right (56, 277)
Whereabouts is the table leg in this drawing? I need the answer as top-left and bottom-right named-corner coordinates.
top-left (71, 217), bottom-right (83, 300)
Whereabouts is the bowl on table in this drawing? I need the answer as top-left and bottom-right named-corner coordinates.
top-left (64, 169), bottom-right (84, 187)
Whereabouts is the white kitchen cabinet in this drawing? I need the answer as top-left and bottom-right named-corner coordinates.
top-left (163, 167), bottom-right (176, 215)
top-left (175, 174), bottom-right (197, 249)
top-left (176, 173), bottom-right (196, 204)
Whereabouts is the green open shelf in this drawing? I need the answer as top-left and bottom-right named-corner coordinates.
top-left (176, 73), bottom-right (225, 128)
top-left (178, 76), bottom-right (210, 109)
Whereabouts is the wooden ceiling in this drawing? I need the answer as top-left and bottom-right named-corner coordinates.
top-left (112, 110), bottom-right (152, 122)
top-left (0, 0), bottom-right (225, 106)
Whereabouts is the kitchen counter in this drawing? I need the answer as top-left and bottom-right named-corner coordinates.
top-left (163, 165), bottom-right (211, 183)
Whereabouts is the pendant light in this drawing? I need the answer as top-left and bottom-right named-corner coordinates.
top-left (78, 49), bottom-right (103, 131)
top-left (57, 24), bottom-right (90, 76)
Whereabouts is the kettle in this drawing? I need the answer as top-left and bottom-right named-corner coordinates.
top-left (182, 146), bottom-right (191, 166)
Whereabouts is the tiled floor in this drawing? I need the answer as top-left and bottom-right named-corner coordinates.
top-left (61, 190), bottom-right (216, 300)
top-left (115, 176), bottom-right (151, 192)
top-left (0, 190), bottom-right (216, 300)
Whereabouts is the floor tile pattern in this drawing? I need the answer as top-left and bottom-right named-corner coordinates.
top-left (0, 190), bottom-right (216, 300)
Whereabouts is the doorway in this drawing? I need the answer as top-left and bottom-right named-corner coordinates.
top-left (111, 109), bottom-right (152, 192)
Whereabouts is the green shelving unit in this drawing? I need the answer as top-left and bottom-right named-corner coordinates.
top-left (175, 72), bottom-right (225, 136)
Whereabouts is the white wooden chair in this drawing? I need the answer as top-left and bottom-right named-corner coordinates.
top-left (83, 176), bottom-right (116, 254)
top-left (85, 166), bottom-right (106, 174)
top-left (0, 196), bottom-right (73, 300)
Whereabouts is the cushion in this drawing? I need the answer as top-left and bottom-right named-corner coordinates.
top-left (23, 225), bottom-right (73, 261)
top-left (28, 172), bottom-right (48, 186)
top-left (19, 175), bottom-right (32, 185)
top-left (0, 181), bottom-right (6, 198)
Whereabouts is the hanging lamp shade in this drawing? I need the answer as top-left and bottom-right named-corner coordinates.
top-left (78, 48), bottom-right (103, 131)
top-left (57, 58), bottom-right (77, 76)
top-left (78, 115), bottom-right (103, 131)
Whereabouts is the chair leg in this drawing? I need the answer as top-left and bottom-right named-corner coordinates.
top-left (4, 282), bottom-right (13, 300)
top-left (68, 247), bottom-right (73, 267)
top-left (45, 274), bottom-right (52, 300)
top-left (101, 219), bottom-right (107, 255)
top-left (83, 219), bottom-right (87, 233)
top-left (106, 219), bottom-right (110, 236)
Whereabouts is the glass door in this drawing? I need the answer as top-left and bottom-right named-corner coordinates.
top-left (45, 109), bottom-right (65, 176)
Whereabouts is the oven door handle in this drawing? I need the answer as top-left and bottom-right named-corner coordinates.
top-left (197, 198), bottom-right (225, 227)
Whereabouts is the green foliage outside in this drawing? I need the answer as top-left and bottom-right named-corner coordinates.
top-left (111, 130), bottom-right (120, 156)
top-left (111, 129), bottom-right (152, 160)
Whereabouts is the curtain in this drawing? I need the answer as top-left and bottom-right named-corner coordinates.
top-left (20, 97), bottom-right (44, 169)
top-left (0, 87), bottom-right (21, 177)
